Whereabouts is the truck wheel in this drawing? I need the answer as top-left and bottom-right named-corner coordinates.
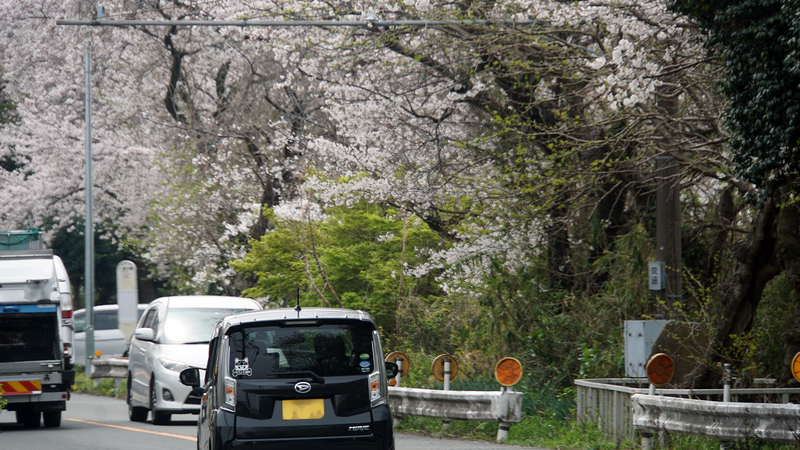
top-left (43, 411), bottom-right (61, 427)
top-left (150, 378), bottom-right (171, 425)
top-left (16, 410), bottom-right (41, 428)
top-left (128, 373), bottom-right (148, 422)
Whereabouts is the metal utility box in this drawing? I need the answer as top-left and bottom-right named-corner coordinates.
top-left (624, 320), bottom-right (668, 378)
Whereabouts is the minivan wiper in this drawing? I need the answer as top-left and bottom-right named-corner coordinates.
top-left (181, 340), bottom-right (210, 345)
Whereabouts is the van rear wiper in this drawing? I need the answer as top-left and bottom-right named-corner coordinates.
top-left (267, 371), bottom-right (325, 384)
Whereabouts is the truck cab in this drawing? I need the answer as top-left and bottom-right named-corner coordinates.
top-left (0, 241), bottom-right (75, 428)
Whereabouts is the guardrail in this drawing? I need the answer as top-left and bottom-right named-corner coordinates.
top-left (576, 378), bottom-right (800, 444)
top-left (631, 394), bottom-right (800, 445)
top-left (389, 386), bottom-right (523, 441)
top-left (90, 358), bottom-right (128, 379)
top-left (93, 358), bottom-right (523, 441)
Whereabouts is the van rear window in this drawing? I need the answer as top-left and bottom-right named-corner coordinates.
top-left (227, 323), bottom-right (375, 378)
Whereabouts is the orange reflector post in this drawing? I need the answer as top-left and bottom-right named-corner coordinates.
top-left (645, 353), bottom-right (674, 386)
top-left (385, 351), bottom-right (410, 376)
top-left (494, 357), bottom-right (523, 387)
top-left (791, 352), bottom-right (800, 384)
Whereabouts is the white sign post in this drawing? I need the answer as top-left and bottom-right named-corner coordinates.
top-left (648, 261), bottom-right (664, 291)
top-left (116, 260), bottom-right (139, 350)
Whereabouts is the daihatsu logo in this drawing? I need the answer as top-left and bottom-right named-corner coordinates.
top-left (294, 381), bottom-right (312, 394)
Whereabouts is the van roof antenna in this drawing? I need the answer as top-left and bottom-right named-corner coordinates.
top-left (294, 287), bottom-right (301, 317)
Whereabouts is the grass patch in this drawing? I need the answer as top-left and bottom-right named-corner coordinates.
top-left (72, 365), bottom-right (127, 399)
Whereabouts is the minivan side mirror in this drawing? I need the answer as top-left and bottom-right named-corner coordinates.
top-left (179, 367), bottom-right (201, 387)
top-left (133, 327), bottom-right (155, 342)
top-left (385, 361), bottom-right (399, 379)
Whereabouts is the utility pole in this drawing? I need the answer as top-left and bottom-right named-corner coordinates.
top-left (82, 6), bottom-right (105, 377)
top-left (83, 35), bottom-right (95, 378)
top-left (655, 155), bottom-right (682, 318)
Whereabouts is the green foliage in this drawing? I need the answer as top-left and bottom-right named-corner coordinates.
top-left (670, 0), bottom-right (800, 201)
top-left (463, 227), bottom-right (656, 389)
top-left (233, 203), bottom-right (445, 336)
top-left (751, 274), bottom-right (798, 379)
top-left (71, 366), bottom-right (127, 399)
top-left (0, 90), bottom-right (19, 127)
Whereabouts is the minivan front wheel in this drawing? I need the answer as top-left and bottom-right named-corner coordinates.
top-left (150, 378), bottom-right (171, 425)
top-left (128, 372), bottom-right (148, 422)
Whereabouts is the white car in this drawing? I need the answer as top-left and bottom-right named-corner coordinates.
top-left (73, 304), bottom-right (147, 362)
top-left (126, 295), bottom-right (261, 424)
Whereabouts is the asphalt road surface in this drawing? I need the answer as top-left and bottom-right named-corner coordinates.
top-left (0, 393), bottom-right (545, 450)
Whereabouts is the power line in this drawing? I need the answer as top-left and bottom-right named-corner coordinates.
top-left (56, 18), bottom-right (538, 28)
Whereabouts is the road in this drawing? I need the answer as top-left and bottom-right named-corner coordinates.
top-left (0, 393), bottom-right (543, 450)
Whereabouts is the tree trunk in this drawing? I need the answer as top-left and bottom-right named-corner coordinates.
top-left (681, 194), bottom-right (781, 388)
top-left (775, 196), bottom-right (800, 386)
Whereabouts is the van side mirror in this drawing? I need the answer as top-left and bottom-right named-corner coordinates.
top-left (385, 361), bottom-right (399, 379)
top-left (179, 368), bottom-right (201, 387)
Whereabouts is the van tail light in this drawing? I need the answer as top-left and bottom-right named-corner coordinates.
top-left (62, 310), bottom-right (73, 319)
top-left (224, 377), bottom-right (236, 411)
top-left (368, 371), bottom-right (385, 407)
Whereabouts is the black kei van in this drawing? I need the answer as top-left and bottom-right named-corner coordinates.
top-left (180, 307), bottom-right (398, 450)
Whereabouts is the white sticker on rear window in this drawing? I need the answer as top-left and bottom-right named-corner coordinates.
top-left (233, 357), bottom-right (252, 377)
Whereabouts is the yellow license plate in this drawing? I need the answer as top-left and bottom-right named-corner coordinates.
top-left (282, 399), bottom-right (325, 420)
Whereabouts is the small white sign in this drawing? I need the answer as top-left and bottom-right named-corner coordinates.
top-left (116, 260), bottom-right (139, 324)
top-left (648, 261), bottom-right (664, 291)
top-left (116, 260), bottom-right (138, 291)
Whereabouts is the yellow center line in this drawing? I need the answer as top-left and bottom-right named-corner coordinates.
top-left (65, 418), bottom-right (197, 441)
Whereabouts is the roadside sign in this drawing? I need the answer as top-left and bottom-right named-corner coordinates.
top-left (648, 261), bottom-right (664, 290)
top-left (494, 357), bottom-right (523, 387)
top-left (645, 352), bottom-right (674, 386)
top-left (385, 351), bottom-right (410, 376)
top-left (431, 354), bottom-right (458, 382)
top-left (791, 352), bottom-right (800, 384)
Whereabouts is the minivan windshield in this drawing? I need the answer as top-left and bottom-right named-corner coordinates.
top-left (74, 308), bottom-right (146, 333)
top-left (227, 323), bottom-right (375, 378)
top-left (163, 308), bottom-right (251, 345)
top-left (74, 310), bottom-right (118, 332)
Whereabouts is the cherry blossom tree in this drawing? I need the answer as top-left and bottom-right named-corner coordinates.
top-left (2, 0), bottom-right (791, 385)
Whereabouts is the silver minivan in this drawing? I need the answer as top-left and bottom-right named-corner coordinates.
top-left (73, 304), bottom-right (147, 361)
top-left (126, 295), bottom-right (261, 424)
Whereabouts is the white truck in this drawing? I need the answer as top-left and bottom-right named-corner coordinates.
top-left (0, 230), bottom-right (75, 428)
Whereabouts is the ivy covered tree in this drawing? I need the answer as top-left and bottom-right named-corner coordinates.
top-left (671, 0), bottom-right (800, 199)
top-left (668, 0), bottom-right (800, 386)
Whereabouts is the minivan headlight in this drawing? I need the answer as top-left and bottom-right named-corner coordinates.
top-left (158, 357), bottom-right (190, 373)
